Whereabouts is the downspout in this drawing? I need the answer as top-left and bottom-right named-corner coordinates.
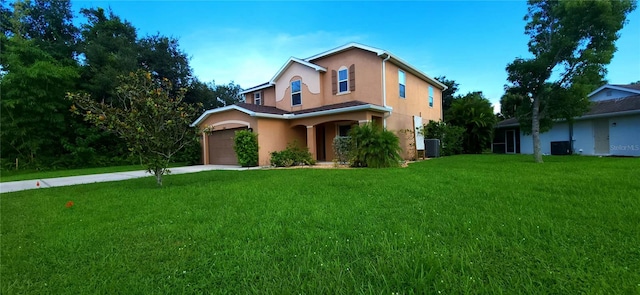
top-left (569, 120), bottom-right (574, 155)
top-left (381, 54), bottom-right (391, 128)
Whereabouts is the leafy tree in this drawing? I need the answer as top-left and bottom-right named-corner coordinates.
top-left (446, 92), bottom-right (496, 154)
top-left (79, 7), bottom-right (139, 105)
top-left (435, 75), bottom-right (459, 120)
top-left (67, 71), bottom-right (201, 186)
top-left (15, 0), bottom-right (78, 64)
top-left (138, 34), bottom-right (192, 94)
top-left (499, 90), bottom-right (525, 119)
top-left (421, 120), bottom-right (464, 156)
top-left (185, 80), bottom-right (243, 110)
top-left (0, 2), bottom-right (79, 167)
top-left (506, 0), bottom-right (636, 163)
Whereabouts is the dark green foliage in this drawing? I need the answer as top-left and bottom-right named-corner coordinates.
top-left (348, 123), bottom-right (402, 168)
top-left (185, 79), bottom-right (244, 110)
top-left (445, 92), bottom-right (496, 154)
top-left (270, 141), bottom-right (315, 167)
top-left (138, 34), bottom-right (193, 95)
top-left (506, 0), bottom-right (636, 162)
top-left (422, 120), bottom-right (464, 156)
top-left (435, 75), bottom-right (459, 120)
top-left (233, 130), bottom-right (259, 167)
top-left (332, 136), bottom-right (352, 164)
top-left (0, 36), bottom-right (79, 165)
top-left (67, 71), bottom-right (201, 186)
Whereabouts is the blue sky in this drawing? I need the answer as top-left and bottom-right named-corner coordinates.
top-left (72, 1), bottom-right (640, 112)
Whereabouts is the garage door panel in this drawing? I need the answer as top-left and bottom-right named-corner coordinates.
top-left (208, 128), bottom-right (245, 165)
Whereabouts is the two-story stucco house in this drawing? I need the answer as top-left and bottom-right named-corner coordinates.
top-left (191, 43), bottom-right (447, 166)
top-left (493, 83), bottom-right (640, 156)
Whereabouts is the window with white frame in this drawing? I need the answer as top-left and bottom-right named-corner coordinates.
top-left (338, 68), bottom-right (348, 93)
top-left (291, 80), bottom-right (301, 106)
top-left (254, 92), bottom-right (262, 105)
top-left (399, 70), bottom-right (406, 98)
top-left (428, 86), bottom-right (434, 107)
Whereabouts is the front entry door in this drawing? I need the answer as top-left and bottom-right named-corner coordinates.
top-left (593, 119), bottom-right (610, 155)
top-left (506, 130), bottom-right (516, 154)
top-left (315, 125), bottom-right (326, 161)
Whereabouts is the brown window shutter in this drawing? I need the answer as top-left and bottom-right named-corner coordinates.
top-left (349, 64), bottom-right (356, 91)
top-left (331, 70), bottom-right (337, 95)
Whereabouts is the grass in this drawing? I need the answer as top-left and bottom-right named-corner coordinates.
top-left (1, 155), bottom-right (639, 294)
top-left (0, 163), bottom-right (185, 182)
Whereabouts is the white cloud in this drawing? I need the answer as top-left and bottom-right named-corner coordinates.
top-left (180, 29), bottom-right (367, 88)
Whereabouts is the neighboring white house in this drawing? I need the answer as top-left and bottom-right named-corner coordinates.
top-left (494, 84), bottom-right (640, 157)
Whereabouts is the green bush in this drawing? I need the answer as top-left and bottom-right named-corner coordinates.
top-left (270, 141), bottom-right (316, 167)
top-left (233, 130), bottom-right (259, 167)
top-left (348, 123), bottom-right (402, 168)
top-left (332, 136), bottom-right (352, 164)
top-left (422, 120), bottom-right (464, 156)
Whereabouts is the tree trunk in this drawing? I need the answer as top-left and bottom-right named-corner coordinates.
top-left (532, 96), bottom-right (543, 163)
top-left (154, 168), bottom-right (163, 186)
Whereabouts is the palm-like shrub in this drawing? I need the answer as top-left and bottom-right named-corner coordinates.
top-left (348, 123), bottom-right (402, 168)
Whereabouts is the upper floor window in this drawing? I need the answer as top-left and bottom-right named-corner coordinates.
top-left (254, 92), bottom-right (262, 105)
top-left (338, 68), bottom-right (348, 93)
top-left (291, 80), bottom-right (301, 106)
top-left (399, 70), bottom-right (406, 98)
top-left (428, 86), bottom-right (434, 107)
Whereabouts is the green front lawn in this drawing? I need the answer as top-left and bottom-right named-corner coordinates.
top-left (0, 163), bottom-right (186, 182)
top-left (1, 155), bottom-right (639, 293)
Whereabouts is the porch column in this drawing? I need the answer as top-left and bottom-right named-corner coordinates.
top-left (306, 126), bottom-right (317, 160)
top-left (202, 132), bottom-right (208, 164)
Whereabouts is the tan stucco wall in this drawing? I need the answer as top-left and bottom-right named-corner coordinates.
top-left (254, 118), bottom-right (290, 166)
top-left (246, 87), bottom-right (276, 107)
top-left (384, 62), bottom-right (443, 159)
top-left (275, 75), bottom-right (323, 112)
top-left (312, 48), bottom-right (383, 106)
top-left (198, 110), bottom-right (257, 131)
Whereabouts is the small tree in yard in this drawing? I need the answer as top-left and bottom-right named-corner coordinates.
top-left (67, 70), bottom-right (201, 186)
top-left (233, 130), bottom-right (259, 167)
top-left (506, 0), bottom-right (636, 163)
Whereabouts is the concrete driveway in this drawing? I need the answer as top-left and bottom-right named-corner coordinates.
top-left (0, 165), bottom-right (256, 194)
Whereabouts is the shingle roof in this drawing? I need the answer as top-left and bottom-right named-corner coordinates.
top-left (613, 84), bottom-right (640, 91)
top-left (234, 102), bottom-right (288, 115)
top-left (292, 101), bottom-right (371, 115)
top-left (584, 94), bottom-right (640, 116)
top-left (496, 117), bottom-right (519, 127)
top-left (495, 95), bottom-right (640, 128)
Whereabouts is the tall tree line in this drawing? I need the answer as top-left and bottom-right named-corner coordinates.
top-left (1, 0), bottom-right (242, 169)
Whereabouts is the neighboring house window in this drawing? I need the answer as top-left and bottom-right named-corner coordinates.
top-left (399, 70), bottom-right (406, 98)
top-left (428, 86), bottom-right (434, 107)
top-left (338, 124), bottom-right (351, 137)
top-left (291, 80), bottom-right (301, 106)
top-left (338, 68), bottom-right (348, 93)
top-left (254, 92), bottom-right (261, 105)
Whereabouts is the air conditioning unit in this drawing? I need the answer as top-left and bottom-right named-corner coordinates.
top-left (425, 139), bottom-right (441, 158)
top-left (550, 141), bottom-right (571, 155)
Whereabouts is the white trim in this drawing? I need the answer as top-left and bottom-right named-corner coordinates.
top-left (305, 42), bottom-right (448, 91)
top-left (239, 83), bottom-right (274, 95)
top-left (399, 69), bottom-right (406, 98)
top-left (291, 104), bottom-right (393, 119)
top-left (358, 120), bottom-right (370, 124)
top-left (588, 84), bottom-right (640, 98)
top-left (211, 120), bottom-right (251, 129)
top-left (337, 66), bottom-right (349, 94)
top-left (291, 79), bottom-right (302, 106)
top-left (271, 57), bottom-right (327, 84)
top-left (253, 92), bottom-right (262, 105)
top-left (192, 104), bottom-right (394, 127)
